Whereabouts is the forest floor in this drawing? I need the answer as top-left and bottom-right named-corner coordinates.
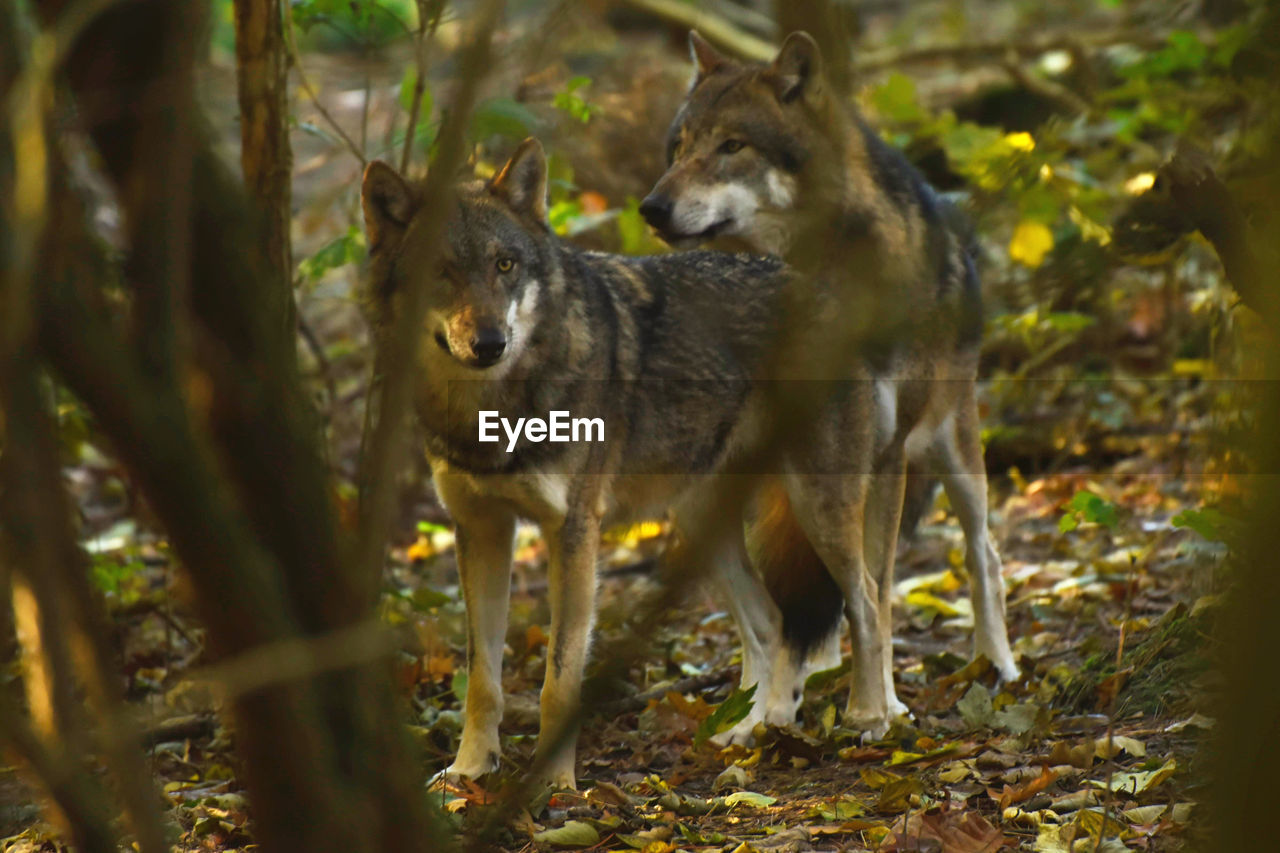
top-left (1, 1), bottom-right (1239, 850)
top-left (0, 460), bottom-right (1221, 852)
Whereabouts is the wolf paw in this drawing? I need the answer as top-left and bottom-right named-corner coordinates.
top-left (993, 658), bottom-right (1021, 684)
top-left (535, 760), bottom-right (577, 792)
top-left (886, 696), bottom-right (912, 720)
top-left (430, 750), bottom-right (501, 789)
top-left (976, 650), bottom-right (1020, 685)
top-left (842, 710), bottom-right (892, 742)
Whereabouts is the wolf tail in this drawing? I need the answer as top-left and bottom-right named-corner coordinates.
top-left (750, 481), bottom-right (844, 659)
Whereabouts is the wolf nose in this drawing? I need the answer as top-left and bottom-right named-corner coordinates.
top-left (639, 194), bottom-right (673, 230)
top-left (471, 328), bottom-right (506, 366)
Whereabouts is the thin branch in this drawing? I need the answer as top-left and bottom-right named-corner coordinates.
top-left (355, 0), bottom-right (503, 598)
top-left (618, 0), bottom-right (776, 62)
top-left (1001, 50), bottom-right (1091, 117)
top-left (619, 0), bottom-right (1179, 75)
top-left (0, 697), bottom-right (119, 853)
top-left (284, 9), bottom-right (366, 167)
top-left (401, 0), bottom-right (445, 174)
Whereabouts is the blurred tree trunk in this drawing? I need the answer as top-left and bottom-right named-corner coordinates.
top-left (1208, 9), bottom-right (1280, 851)
top-left (233, 0), bottom-right (296, 358)
top-left (775, 0), bottom-right (856, 95)
top-left (4, 0), bottom-right (464, 848)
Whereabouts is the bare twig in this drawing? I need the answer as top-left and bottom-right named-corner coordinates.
top-left (400, 0), bottom-right (445, 174)
top-left (356, 0), bottom-right (503, 598)
top-left (604, 670), bottom-right (736, 714)
top-left (284, 8), bottom-right (367, 167)
top-left (141, 714), bottom-right (218, 748)
top-left (619, 0), bottom-right (1178, 76)
top-left (619, 0), bottom-right (776, 61)
top-left (1001, 50), bottom-right (1091, 116)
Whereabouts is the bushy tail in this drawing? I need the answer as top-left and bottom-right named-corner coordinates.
top-left (749, 481), bottom-right (843, 659)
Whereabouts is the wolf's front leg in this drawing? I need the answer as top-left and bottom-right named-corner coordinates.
top-left (536, 509), bottom-right (600, 790)
top-left (445, 508), bottom-right (517, 781)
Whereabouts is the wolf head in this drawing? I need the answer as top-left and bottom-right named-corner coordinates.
top-left (641, 31), bottom-right (838, 255)
top-left (361, 139), bottom-right (554, 372)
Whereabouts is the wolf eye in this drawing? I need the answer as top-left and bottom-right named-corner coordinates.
top-left (719, 139), bottom-right (745, 154)
top-left (495, 257), bottom-right (515, 273)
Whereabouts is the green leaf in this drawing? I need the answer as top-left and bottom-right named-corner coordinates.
top-left (870, 72), bottom-right (927, 124)
top-left (450, 669), bottom-right (468, 705)
top-left (548, 199), bottom-right (583, 235)
top-left (297, 225), bottom-right (366, 282)
top-left (957, 682), bottom-right (994, 729)
top-left (693, 684), bottom-right (757, 747)
top-left (552, 76), bottom-right (599, 124)
top-left (722, 790), bottom-right (777, 808)
top-left (994, 702), bottom-right (1040, 735)
top-left (398, 67), bottom-right (432, 120)
top-left (416, 520), bottom-right (449, 534)
top-left (1062, 490), bottom-right (1119, 531)
top-left (410, 587), bottom-right (453, 610)
top-left (532, 820), bottom-right (600, 847)
top-left (1172, 507), bottom-right (1240, 544)
top-left (471, 97), bottom-right (541, 140)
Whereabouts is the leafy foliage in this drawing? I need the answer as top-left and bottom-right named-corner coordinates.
top-left (692, 685), bottom-right (757, 747)
top-left (552, 77), bottom-right (599, 124)
top-left (1059, 490), bottom-right (1120, 532)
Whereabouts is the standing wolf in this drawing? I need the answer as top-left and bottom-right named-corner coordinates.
top-left (641, 31), bottom-right (1020, 728)
top-left (362, 139), bottom-right (811, 788)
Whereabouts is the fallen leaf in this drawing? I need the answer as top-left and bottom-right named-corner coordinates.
top-left (958, 683), bottom-right (995, 729)
top-left (989, 766), bottom-right (1059, 809)
top-left (1047, 741), bottom-right (1095, 769)
top-left (883, 807), bottom-right (1010, 853)
top-left (878, 776), bottom-right (924, 813)
top-left (723, 790), bottom-right (777, 808)
top-left (532, 820), bottom-right (600, 848)
top-left (1095, 735), bottom-right (1146, 760)
top-left (1091, 758), bottom-right (1176, 795)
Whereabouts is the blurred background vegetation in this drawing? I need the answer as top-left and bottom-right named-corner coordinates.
top-left (2, 0), bottom-right (1278, 851)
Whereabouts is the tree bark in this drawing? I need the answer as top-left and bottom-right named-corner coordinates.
top-left (776, 0), bottom-right (856, 95)
top-left (233, 0), bottom-right (296, 359)
top-left (18, 0), bottom-right (475, 848)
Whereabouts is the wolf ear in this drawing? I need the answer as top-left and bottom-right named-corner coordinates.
top-left (766, 31), bottom-right (824, 104)
top-left (688, 30), bottom-right (727, 85)
top-left (490, 137), bottom-right (548, 223)
top-left (361, 160), bottom-right (414, 248)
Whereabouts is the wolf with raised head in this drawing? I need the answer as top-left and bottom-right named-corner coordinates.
top-left (641, 30), bottom-right (1020, 735)
top-left (362, 139), bottom-right (840, 788)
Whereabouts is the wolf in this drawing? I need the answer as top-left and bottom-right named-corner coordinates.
top-left (640, 30), bottom-right (1020, 730)
top-left (361, 138), bottom-right (833, 788)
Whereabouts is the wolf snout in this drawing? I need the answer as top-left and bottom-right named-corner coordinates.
top-left (639, 193), bottom-right (674, 231)
top-left (470, 327), bottom-right (507, 367)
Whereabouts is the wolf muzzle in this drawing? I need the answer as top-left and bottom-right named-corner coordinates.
top-left (639, 193), bottom-right (674, 232)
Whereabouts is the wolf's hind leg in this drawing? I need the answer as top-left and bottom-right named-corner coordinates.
top-left (933, 392), bottom-right (1019, 682)
top-left (783, 470), bottom-right (895, 739)
top-left (445, 507), bottom-right (517, 782)
top-left (863, 442), bottom-right (910, 720)
top-left (750, 482), bottom-right (845, 732)
top-left (710, 532), bottom-right (779, 745)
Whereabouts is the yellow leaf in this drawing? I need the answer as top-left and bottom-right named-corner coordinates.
top-left (1010, 221), bottom-right (1054, 268)
top-left (406, 535), bottom-right (434, 562)
top-left (905, 590), bottom-right (963, 618)
top-left (1005, 131), bottom-right (1035, 152)
top-left (1125, 171), bottom-right (1157, 194)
